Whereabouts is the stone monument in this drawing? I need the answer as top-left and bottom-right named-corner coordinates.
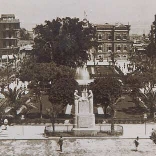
top-left (73, 65), bottom-right (98, 136)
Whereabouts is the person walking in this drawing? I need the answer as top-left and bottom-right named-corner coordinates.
top-left (134, 136), bottom-right (139, 151)
top-left (150, 128), bottom-right (156, 144)
top-left (58, 136), bottom-right (63, 152)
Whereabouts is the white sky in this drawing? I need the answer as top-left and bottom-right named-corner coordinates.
top-left (0, 0), bottom-right (156, 34)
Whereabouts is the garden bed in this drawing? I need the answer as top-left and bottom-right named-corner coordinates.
top-left (44, 131), bottom-right (122, 137)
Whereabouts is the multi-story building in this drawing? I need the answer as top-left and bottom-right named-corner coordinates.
top-left (0, 14), bottom-right (20, 56)
top-left (150, 15), bottom-right (156, 43)
top-left (91, 23), bottom-right (132, 62)
top-left (86, 22), bottom-right (133, 75)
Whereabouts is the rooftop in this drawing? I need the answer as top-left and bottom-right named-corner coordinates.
top-left (0, 14), bottom-right (19, 23)
top-left (95, 23), bottom-right (130, 30)
top-left (1, 14), bottom-right (15, 18)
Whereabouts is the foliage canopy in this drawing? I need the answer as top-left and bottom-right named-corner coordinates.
top-left (33, 17), bottom-right (96, 67)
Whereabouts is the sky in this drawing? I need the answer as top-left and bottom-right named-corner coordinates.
top-left (0, 0), bottom-right (156, 34)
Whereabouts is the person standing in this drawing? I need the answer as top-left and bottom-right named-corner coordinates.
top-left (134, 136), bottom-right (139, 151)
top-left (58, 136), bottom-right (63, 152)
top-left (4, 118), bottom-right (8, 130)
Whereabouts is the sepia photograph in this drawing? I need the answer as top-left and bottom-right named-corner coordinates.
top-left (0, 0), bottom-right (156, 155)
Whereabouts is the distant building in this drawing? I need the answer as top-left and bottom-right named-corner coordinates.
top-left (88, 23), bottom-right (132, 63)
top-left (0, 14), bottom-right (20, 56)
top-left (82, 20), bottom-right (133, 75)
top-left (28, 31), bottom-right (34, 40)
top-left (150, 15), bottom-right (156, 43)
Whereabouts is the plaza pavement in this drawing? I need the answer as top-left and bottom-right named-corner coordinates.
top-left (0, 123), bottom-right (155, 140)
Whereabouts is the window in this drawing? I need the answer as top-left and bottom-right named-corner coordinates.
top-left (98, 34), bottom-right (102, 40)
top-left (98, 45), bottom-right (103, 52)
top-left (3, 41), bottom-right (6, 48)
top-left (123, 33), bottom-right (127, 40)
top-left (116, 45), bottom-right (121, 51)
top-left (9, 41), bottom-right (12, 46)
top-left (116, 33), bottom-right (121, 40)
top-left (124, 45), bottom-right (127, 51)
top-left (9, 33), bottom-right (11, 38)
top-left (107, 44), bottom-right (112, 51)
top-left (107, 33), bottom-right (112, 40)
top-left (98, 55), bottom-right (103, 61)
top-left (3, 32), bottom-right (6, 38)
top-left (3, 24), bottom-right (6, 29)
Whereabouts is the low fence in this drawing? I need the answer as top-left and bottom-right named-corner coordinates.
top-left (45, 124), bottom-right (74, 133)
top-left (96, 124), bottom-right (123, 135)
top-left (45, 124), bottom-right (123, 135)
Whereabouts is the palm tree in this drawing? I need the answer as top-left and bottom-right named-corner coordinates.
top-left (1, 87), bottom-right (37, 118)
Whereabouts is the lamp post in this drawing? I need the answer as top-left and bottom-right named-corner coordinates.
top-left (144, 113), bottom-right (147, 135)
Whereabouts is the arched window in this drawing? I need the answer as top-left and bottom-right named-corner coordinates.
top-left (98, 34), bottom-right (102, 40)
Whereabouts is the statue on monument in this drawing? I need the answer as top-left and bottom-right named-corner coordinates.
top-left (88, 90), bottom-right (93, 114)
top-left (74, 90), bottom-right (80, 100)
top-left (88, 90), bottom-right (93, 100)
top-left (75, 89), bottom-right (89, 101)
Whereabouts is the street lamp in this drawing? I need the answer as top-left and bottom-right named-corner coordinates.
top-left (144, 113), bottom-right (147, 135)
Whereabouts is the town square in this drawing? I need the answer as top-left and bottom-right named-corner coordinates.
top-left (0, 0), bottom-right (156, 155)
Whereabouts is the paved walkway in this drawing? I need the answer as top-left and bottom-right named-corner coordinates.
top-left (0, 123), bottom-right (155, 139)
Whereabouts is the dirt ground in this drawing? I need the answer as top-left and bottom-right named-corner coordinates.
top-left (0, 139), bottom-right (155, 156)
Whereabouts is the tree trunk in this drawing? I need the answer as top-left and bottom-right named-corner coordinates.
top-left (39, 96), bottom-right (42, 119)
top-left (110, 106), bottom-right (115, 135)
top-left (36, 94), bottom-right (42, 119)
top-left (111, 115), bottom-right (115, 135)
top-left (51, 113), bottom-right (56, 133)
top-left (150, 105), bottom-right (154, 118)
top-left (104, 106), bottom-right (107, 117)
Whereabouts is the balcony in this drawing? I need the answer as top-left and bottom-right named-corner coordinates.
top-left (116, 50), bottom-right (121, 53)
top-left (2, 28), bottom-right (20, 31)
top-left (0, 46), bottom-right (19, 50)
top-left (98, 50), bottom-right (103, 53)
top-left (108, 50), bottom-right (112, 53)
top-left (0, 37), bottom-right (17, 40)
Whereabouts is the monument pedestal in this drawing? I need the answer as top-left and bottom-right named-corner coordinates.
top-left (73, 127), bottom-right (98, 136)
top-left (77, 114), bottom-right (95, 128)
top-left (73, 114), bottom-right (98, 136)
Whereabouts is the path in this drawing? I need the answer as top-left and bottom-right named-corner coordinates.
top-left (0, 123), bottom-right (155, 139)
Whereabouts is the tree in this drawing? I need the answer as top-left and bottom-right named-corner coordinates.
top-left (33, 17), bottom-right (96, 67)
top-left (19, 59), bottom-right (75, 83)
top-left (1, 87), bottom-right (36, 118)
top-left (19, 59), bottom-right (75, 118)
top-left (90, 77), bottom-right (123, 134)
top-left (128, 42), bottom-right (156, 117)
top-left (19, 28), bottom-right (30, 40)
top-left (47, 77), bottom-right (79, 132)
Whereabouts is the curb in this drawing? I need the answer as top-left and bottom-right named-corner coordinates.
top-left (0, 136), bottom-right (151, 140)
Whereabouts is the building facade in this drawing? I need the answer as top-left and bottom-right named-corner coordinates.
top-left (91, 23), bottom-right (132, 62)
top-left (150, 15), bottom-right (156, 43)
top-left (0, 14), bottom-right (20, 56)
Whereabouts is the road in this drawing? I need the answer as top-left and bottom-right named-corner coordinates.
top-left (0, 139), bottom-right (155, 156)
